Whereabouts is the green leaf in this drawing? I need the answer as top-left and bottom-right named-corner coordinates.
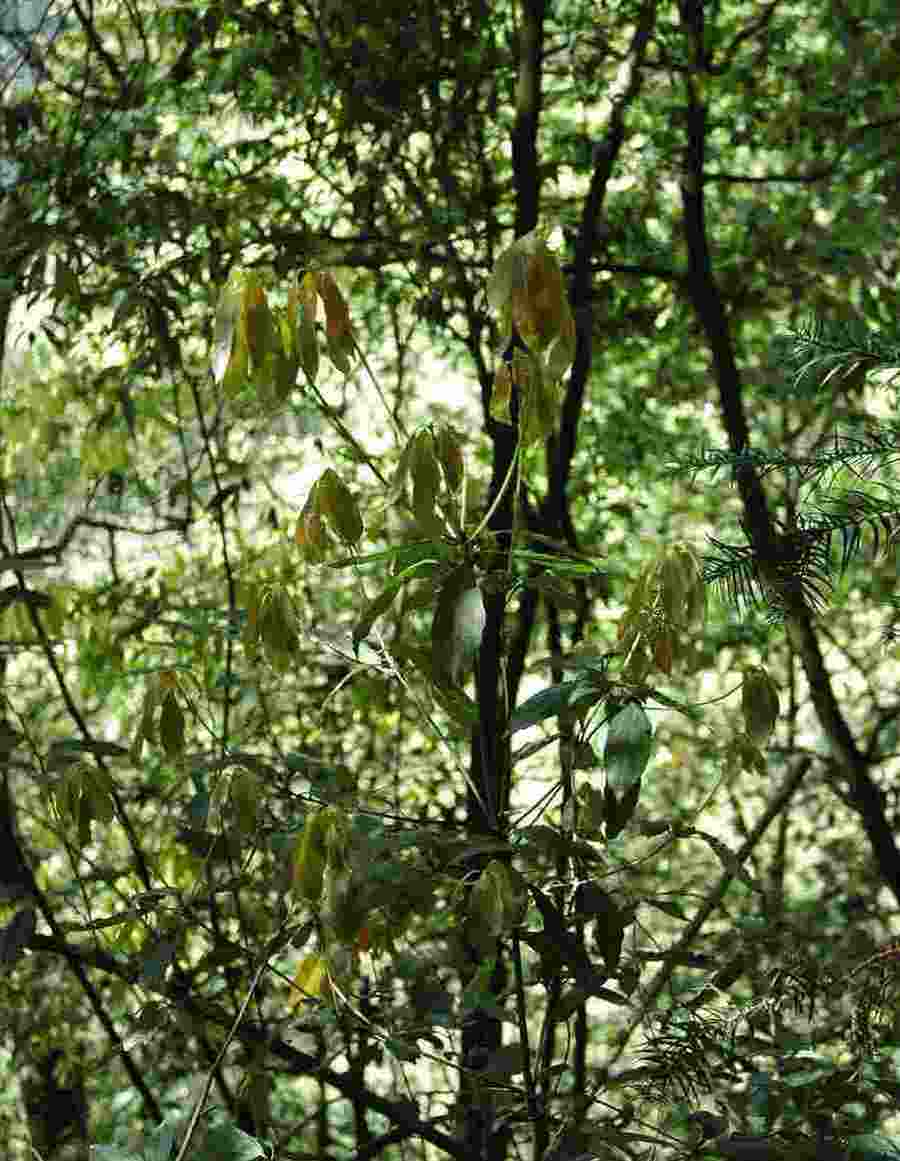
top-left (749, 1069), bottom-right (770, 1129)
top-left (143, 1119), bottom-right (178, 1161)
top-left (385, 1037), bottom-right (420, 1062)
top-left (741, 666), bottom-right (780, 745)
top-left (605, 781), bottom-right (642, 839)
top-left (353, 583), bottom-right (399, 649)
top-left (159, 690), bottom-right (185, 758)
top-left (604, 702), bottom-right (652, 790)
top-left (211, 283), bottom-right (242, 384)
top-left (510, 680), bottom-right (580, 732)
top-left (410, 431), bottom-right (444, 537)
top-left (848, 1134), bottom-right (900, 1160)
top-left (781, 1065), bottom-right (833, 1087)
top-left (194, 1122), bottom-right (266, 1160)
top-left (431, 566), bottom-right (485, 686)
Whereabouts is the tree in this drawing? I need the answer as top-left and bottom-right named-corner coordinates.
top-left (3, 1), bottom-right (900, 1159)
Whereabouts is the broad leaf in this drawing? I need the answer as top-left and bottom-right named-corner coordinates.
top-left (195, 1122), bottom-right (267, 1161)
top-left (510, 680), bottom-right (580, 733)
top-left (604, 702), bottom-right (652, 790)
top-left (431, 566), bottom-right (485, 685)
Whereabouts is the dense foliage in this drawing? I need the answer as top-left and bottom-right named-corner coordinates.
top-left (3, 1), bottom-right (900, 1159)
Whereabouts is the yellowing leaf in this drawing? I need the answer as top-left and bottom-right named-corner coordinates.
top-left (290, 953), bottom-right (329, 1003)
top-left (258, 589), bottom-right (299, 666)
top-left (292, 811), bottom-right (328, 903)
top-left (434, 424), bottom-right (464, 493)
top-left (314, 271), bottom-right (355, 374)
top-left (298, 302), bottom-right (319, 384)
top-left (241, 278), bottom-right (274, 365)
top-left (486, 241), bottom-right (529, 316)
top-left (470, 860), bottom-right (526, 937)
top-left (490, 364), bottom-right (513, 425)
top-left (295, 507), bottom-right (332, 563)
top-left (545, 310), bottom-right (576, 382)
top-left (316, 469), bottom-right (363, 545)
top-left (512, 247), bottom-right (568, 347)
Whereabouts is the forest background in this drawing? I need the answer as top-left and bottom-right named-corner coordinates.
top-left (3, 1), bottom-right (900, 1160)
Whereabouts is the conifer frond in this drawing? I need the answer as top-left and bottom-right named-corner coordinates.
top-left (703, 522), bottom-right (835, 618)
top-left (810, 490), bottom-right (900, 570)
top-left (676, 312), bottom-right (900, 618)
top-left (771, 317), bottom-right (900, 398)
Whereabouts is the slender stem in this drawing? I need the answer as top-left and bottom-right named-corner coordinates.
top-left (466, 441), bottom-right (520, 546)
top-left (511, 929), bottom-right (539, 1120)
top-left (174, 938), bottom-right (277, 1161)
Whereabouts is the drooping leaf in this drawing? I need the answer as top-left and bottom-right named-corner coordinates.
top-left (431, 566), bottom-right (485, 686)
top-left (510, 680), bottom-right (580, 733)
top-left (574, 883), bottom-right (629, 974)
top-left (604, 702), bottom-right (652, 791)
top-left (528, 885), bottom-right (629, 1003)
top-left (292, 812), bottom-right (328, 904)
top-left (231, 769), bottom-right (260, 835)
top-left (295, 508), bottom-right (332, 563)
top-left (353, 583), bottom-right (399, 650)
top-left (314, 271), bottom-right (355, 373)
top-left (159, 690), bottom-right (185, 758)
top-left (290, 952), bottom-right (329, 1002)
top-left (410, 430), bottom-right (445, 538)
top-left (470, 860), bottom-right (525, 938)
top-left (605, 780), bottom-right (642, 839)
top-left (434, 424), bottom-right (464, 492)
top-left (316, 468), bottom-right (363, 545)
top-left (195, 1122), bottom-right (267, 1161)
top-left (143, 1119), bottom-right (178, 1161)
top-left (241, 276), bottom-right (275, 368)
top-left (211, 282), bottom-right (242, 384)
top-left (749, 1068), bottom-right (771, 1131)
top-left (741, 666), bottom-right (780, 746)
top-left (490, 363), bottom-right (513, 425)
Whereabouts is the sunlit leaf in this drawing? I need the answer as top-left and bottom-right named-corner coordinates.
top-left (431, 566), bottom-right (485, 685)
top-left (316, 468), bottom-right (363, 545)
top-left (290, 952), bottom-right (329, 1002)
top-left (211, 283), bottom-right (242, 384)
top-left (510, 679), bottom-right (582, 733)
top-left (292, 811), bottom-right (328, 903)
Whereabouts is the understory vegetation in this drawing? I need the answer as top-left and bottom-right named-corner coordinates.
top-left (3, 2), bottom-right (900, 1160)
